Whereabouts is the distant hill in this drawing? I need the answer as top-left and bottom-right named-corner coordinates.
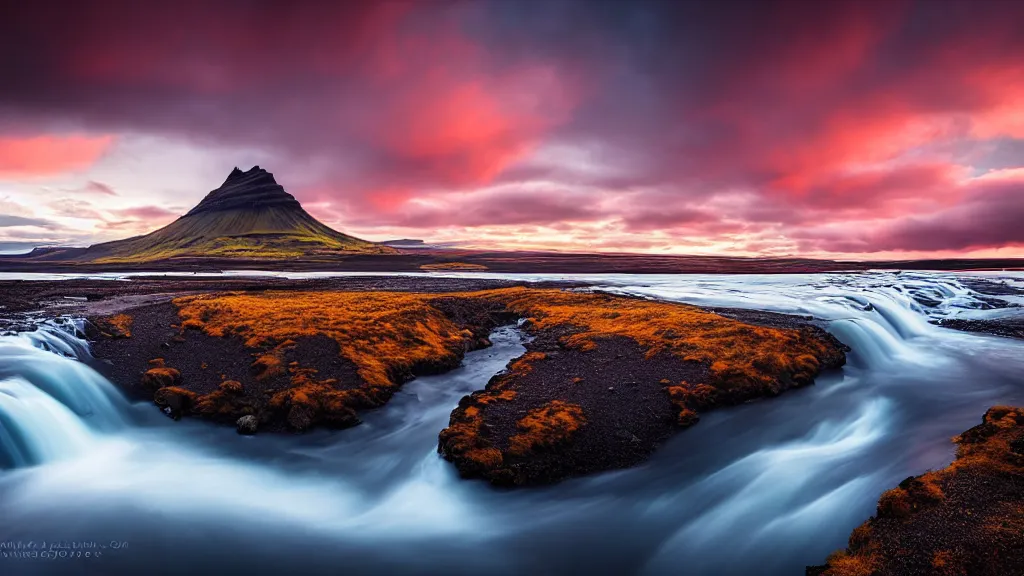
top-left (74, 166), bottom-right (395, 263)
top-left (381, 239), bottom-right (426, 247)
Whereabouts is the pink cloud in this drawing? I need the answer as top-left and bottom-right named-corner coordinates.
top-left (83, 180), bottom-right (118, 196)
top-left (0, 135), bottom-right (113, 177)
top-left (112, 205), bottom-right (181, 220)
top-left (2, 1), bottom-right (1024, 257)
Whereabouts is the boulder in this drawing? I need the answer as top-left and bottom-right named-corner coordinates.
top-left (236, 415), bottom-right (258, 435)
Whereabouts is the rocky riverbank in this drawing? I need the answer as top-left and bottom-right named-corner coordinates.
top-left (809, 406), bottom-right (1024, 576)
top-left (86, 285), bottom-right (848, 485)
top-left (436, 289), bottom-right (848, 485)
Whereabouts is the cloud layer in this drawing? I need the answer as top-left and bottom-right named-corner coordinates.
top-left (1, 0), bottom-right (1023, 257)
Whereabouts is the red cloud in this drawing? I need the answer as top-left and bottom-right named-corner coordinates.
top-left (0, 135), bottom-right (113, 177)
top-left (11, 1), bottom-right (578, 193)
top-left (2, 1), bottom-right (1024, 257)
top-left (867, 172), bottom-right (1024, 253)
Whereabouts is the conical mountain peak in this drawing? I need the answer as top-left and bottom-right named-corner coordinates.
top-left (225, 166), bottom-right (245, 182)
top-left (187, 165), bottom-right (299, 216)
top-left (81, 165), bottom-right (394, 262)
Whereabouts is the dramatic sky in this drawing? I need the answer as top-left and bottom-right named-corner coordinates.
top-left (1, 0), bottom-right (1023, 258)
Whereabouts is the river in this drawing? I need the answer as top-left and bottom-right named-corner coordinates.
top-left (1, 271), bottom-right (1023, 575)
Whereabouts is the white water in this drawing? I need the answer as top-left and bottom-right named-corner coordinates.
top-left (1, 271), bottom-right (1023, 575)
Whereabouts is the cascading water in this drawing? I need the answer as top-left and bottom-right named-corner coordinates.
top-left (0, 321), bottom-right (128, 469)
top-left (1, 271), bottom-right (1023, 576)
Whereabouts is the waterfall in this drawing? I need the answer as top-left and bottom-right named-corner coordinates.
top-left (0, 320), bottom-right (128, 468)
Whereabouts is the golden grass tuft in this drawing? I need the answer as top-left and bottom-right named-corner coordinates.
top-left (141, 366), bottom-right (181, 391)
top-left (821, 551), bottom-right (875, 576)
top-left (877, 487), bottom-right (912, 519)
top-left (508, 401), bottom-right (586, 457)
top-left (252, 352), bottom-right (285, 380)
top-left (167, 287), bottom-right (843, 448)
top-left (479, 288), bottom-right (841, 423)
top-left (102, 313), bottom-right (134, 338)
top-left (437, 388), bottom-right (521, 471)
top-left (175, 290), bottom-right (475, 389)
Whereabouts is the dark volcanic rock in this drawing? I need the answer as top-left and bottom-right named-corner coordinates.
top-left (437, 299), bottom-right (848, 486)
top-left (236, 415), bottom-right (258, 435)
top-left (185, 166), bottom-right (301, 215)
top-left (86, 285), bottom-right (847, 488)
top-left (934, 317), bottom-right (1024, 340)
top-left (958, 277), bottom-right (1024, 297)
top-left (441, 332), bottom-right (695, 486)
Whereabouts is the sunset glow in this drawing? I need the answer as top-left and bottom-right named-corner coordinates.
top-left (1, 0), bottom-right (1023, 258)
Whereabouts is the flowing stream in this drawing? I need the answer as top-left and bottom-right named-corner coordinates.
top-left (1, 271), bottom-right (1023, 575)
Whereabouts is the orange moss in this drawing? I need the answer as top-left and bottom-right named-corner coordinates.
top-left (464, 448), bottom-right (503, 468)
top-left (848, 524), bottom-right (873, 552)
top-left (192, 389), bottom-right (245, 418)
top-left (264, 373), bottom-right (363, 431)
top-left (437, 388), bottom-right (522, 473)
top-left (101, 313), bottom-right (134, 338)
top-left (252, 353), bottom-right (285, 380)
top-left (676, 408), bottom-right (699, 427)
top-left (984, 502), bottom-right (1024, 539)
top-left (876, 488), bottom-right (912, 519)
top-left (181, 318), bottom-right (204, 330)
top-left (148, 358), bottom-right (165, 367)
top-left (914, 473), bottom-right (945, 502)
top-left (177, 286), bottom-right (838, 395)
top-left (480, 288), bottom-right (840, 420)
top-left (476, 389), bottom-right (517, 404)
top-left (821, 551), bottom-right (875, 576)
top-left (174, 290), bottom-right (477, 390)
top-left (666, 382), bottom-right (719, 411)
top-left (141, 366), bottom-right (181, 391)
top-left (153, 386), bottom-right (197, 419)
top-left (949, 405), bottom-right (1024, 475)
top-left (219, 380), bottom-right (243, 393)
top-left (504, 351), bottom-right (546, 377)
top-left (508, 401), bottom-right (586, 457)
top-left (171, 287), bottom-right (843, 443)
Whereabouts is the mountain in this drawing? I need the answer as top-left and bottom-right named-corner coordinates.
top-left (81, 166), bottom-right (395, 263)
top-left (381, 238), bottom-right (426, 247)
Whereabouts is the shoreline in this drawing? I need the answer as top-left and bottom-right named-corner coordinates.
top-left (810, 406), bottom-right (1024, 576)
top-left (3, 250), bottom-right (1024, 277)
top-left (5, 272), bottom-right (1024, 344)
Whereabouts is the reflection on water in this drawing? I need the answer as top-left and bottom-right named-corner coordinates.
top-left (1, 271), bottom-right (1023, 575)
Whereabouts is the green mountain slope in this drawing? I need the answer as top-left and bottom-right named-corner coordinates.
top-left (83, 166), bottom-right (394, 263)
